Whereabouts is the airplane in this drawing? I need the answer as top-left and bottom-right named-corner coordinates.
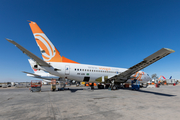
top-left (6, 21), bottom-right (175, 90)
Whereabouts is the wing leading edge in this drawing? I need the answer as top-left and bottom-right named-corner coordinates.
top-left (6, 38), bottom-right (51, 67)
top-left (111, 48), bottom-right (175, 82)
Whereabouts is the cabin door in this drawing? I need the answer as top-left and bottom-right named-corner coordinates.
top-left (65, 65), bottom-right (70, 75)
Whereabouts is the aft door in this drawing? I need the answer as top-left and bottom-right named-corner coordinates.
top-left (65, 65), bottom-right (70, 75)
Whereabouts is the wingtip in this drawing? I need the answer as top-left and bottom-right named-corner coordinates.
top-left (5, 38), bottom-right (13, 42)
top-left (164, 48), bottom-right (175, 53)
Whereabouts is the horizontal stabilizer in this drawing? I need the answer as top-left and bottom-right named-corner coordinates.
top-left (6, 38), bottom-right (51, 67)
top-left (22, 71), bottom-right (41, 77)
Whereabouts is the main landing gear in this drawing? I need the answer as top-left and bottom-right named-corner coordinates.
top-left (108, 80), bottom-right (118, 90)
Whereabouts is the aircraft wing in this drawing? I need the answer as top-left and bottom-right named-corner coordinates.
top-left (22, 71), bottom-right (41, 77)
top-left (111, 48), bottom-right (175, 82)
top-left (6, 39), bottom-right (51, 67)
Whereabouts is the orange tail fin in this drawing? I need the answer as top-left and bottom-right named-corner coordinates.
top-left (28, 21), bottom-right (79, 64)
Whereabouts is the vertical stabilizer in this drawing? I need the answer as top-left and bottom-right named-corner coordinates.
top-left (28, 21), bottom-right (79, 64)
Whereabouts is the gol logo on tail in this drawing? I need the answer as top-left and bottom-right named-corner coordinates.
top-left (34, 33), bottom-right (56, 61)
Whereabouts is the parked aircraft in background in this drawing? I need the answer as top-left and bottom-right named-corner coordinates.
top-left (23, 59), bottom-right (59, 80)
top-left (158, 75), bottom-right (166, 80)
top-left (24, 59), bottom-right (75, 85)
top-left (6, 21), bottom-right (175, 89)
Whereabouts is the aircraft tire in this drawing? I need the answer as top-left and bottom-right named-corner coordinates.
top-left (98, 85), bottom-right (104, 89)
top-left (112, 85), bottom-right (117, 90)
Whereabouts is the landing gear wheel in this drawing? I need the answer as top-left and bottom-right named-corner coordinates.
top-left (135, 88), bottom-right (139, 90)
top-left (112, 85), bottom-right (117, 90)
top-left (98, 85), bottom-right (104, 89)
top-left (109, 85), bottom-right (116, 90)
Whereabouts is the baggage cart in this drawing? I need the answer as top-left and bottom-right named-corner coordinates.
top-left (30, 80), bottom-right (42, 92)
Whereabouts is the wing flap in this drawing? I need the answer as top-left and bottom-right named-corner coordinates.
top-left (111, 48), bottom-right (175, 82)
top-left (6, 38), bottom-right (51, 67)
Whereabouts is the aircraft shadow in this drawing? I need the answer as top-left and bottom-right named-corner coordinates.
top-left (68, 88), bottom-right (84, 93)
top-left (41, 87), bottom-right (176, 96)
top-left (67, 88), bottom-right (104, 93)
top-left (121, 88), bottom-right (176, 97)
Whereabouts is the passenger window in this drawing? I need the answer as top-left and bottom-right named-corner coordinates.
top-left (80, 69), bottom-right (81, 71)
top-left (77, 69), bottom-right (79, 71)
top-left (75, 69), bottom-right (76, 71)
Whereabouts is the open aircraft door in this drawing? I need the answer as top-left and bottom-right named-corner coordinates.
top-left (65, 65), bottom-right (70, 75)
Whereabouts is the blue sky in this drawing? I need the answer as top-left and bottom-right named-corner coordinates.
top-left (0, 0), bottom-right (180, 82)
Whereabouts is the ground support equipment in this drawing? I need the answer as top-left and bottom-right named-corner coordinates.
top-left (58, 79), bottom-right (67, 91)
top-left (131, 80), bottom-right (140, 90)
top-left (51, 79), bottom-right (56, 91)
top-left (30, 80), bottom-right (42, 92)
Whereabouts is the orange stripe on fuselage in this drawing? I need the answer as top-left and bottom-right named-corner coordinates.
top-left (131, 72), bottom-right (138, 80)
top-left (134, 72), bottom-right (138, 77)
top-left (137, 72), bottom-right (143, 81)
top-left (62, 56), bottom-right (80, 64)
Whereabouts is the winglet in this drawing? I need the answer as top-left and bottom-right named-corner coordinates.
top-left (6, 38), bottom-right (13, 42)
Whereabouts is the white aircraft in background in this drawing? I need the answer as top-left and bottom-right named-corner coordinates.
top-left (23, 60), bottom-right (58, 84)
top-left (6, 21), bottom-right (175, 89)
top-left (23, 59), bottom-right (59, 80)
top-left (23, 59), bottom-right (75, 85)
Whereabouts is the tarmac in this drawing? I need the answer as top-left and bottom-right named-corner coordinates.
top-left (0, 85), bottom-right (180, 120)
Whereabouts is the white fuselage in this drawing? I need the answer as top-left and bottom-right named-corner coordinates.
top-left (35, 62), bottom-right (151, 83)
